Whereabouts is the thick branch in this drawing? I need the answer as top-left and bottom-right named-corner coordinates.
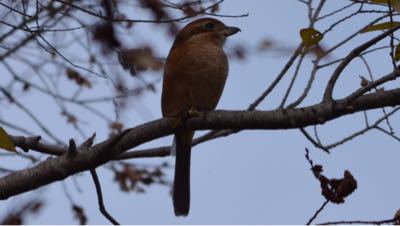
top-left (2, 87), bottom-right (400, 200)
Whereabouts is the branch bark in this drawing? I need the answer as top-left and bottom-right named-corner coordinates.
top-left (2, 87), bottom-right (400, 200)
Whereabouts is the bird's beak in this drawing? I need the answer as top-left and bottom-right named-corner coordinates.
top-left (223, 26), bottom-right (241, 37)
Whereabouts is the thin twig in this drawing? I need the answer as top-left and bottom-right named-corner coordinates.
top-left (306, 200), bottom-right (329, 225)
top-left (90, 169), bottom-right (120, 225)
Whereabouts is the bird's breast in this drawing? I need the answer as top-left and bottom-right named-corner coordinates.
top-left (162, 43), bottom-right (229, 117)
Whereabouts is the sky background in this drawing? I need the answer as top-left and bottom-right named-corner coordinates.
top-left (1, 0), bottom-right (400, 224)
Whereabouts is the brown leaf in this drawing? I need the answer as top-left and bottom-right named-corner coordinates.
top-left (335, 170), bottom-right (357, 198)
top-left (72, 205), bottom-right (87, 225)
top-left (61, 111), bottom-right (77, 125)
top-left (309, 44), bottom-right (328, 58)
top-left (114, 171), bottom-right (130, 192)
top-left (312, 165), bottom-right (323, 177)
top-left (152, 168), bottom-right (163, 177)
top-left (93, 22), bottom-right (121, 51)
top-left (258, 38), bottom-right (274, 51)
top-left (66, 68), bottom-right (92, 88)
top-left (140, 0), bottom-right (168, 21)
top-left (182, 5), bottom-right (196, 16)
top-left (110, 122), bottom-right (124, 132)
top-left (22, 82), bottom-right (30, 92)
top-left (211, 4), bottom-right (220, 13)
top-left (118, 47), bottom-right (164, 76)
top-left (359, 76), bottom-right (370, 87)
top-left (321, 170), bottom-right (357, 204)
top-left (232, 45), bottom-right (246, 60)
top-left (1, 200), bottom-right (44, 225)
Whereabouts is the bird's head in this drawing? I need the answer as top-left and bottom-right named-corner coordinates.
top-left (172, 18), bottom-right (240, 48)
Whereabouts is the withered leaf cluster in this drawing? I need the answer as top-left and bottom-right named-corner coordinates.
top-left (65, 68), bottom-right (92, 88)
top-left (92, 0), bottom-right (121, 51)
top-left (0, 200), bottom-right (44, 225)
top-left (312, 166), bottom-right (358, 204)
top-left (72, 204), bottom-right (87, 225)
top-left (113, 163), bottom-right (169, 193)
top-left (118, 47), bottom-right (163, 76)
top-left (139, 0), bottom-right (168, 21)
top-left (92, 22), bottom-right (121, 51)
top-left (109, 121), bottom-right (124, 137)
top-left (62, 110), bottom-right (78, 126)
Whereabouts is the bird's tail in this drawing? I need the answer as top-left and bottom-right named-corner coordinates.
top-left (173, 130), bottom-right (194, 216)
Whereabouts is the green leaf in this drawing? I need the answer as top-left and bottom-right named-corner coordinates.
top-left (395, 42), bottom-right (400, 61)
top-left (300, 28), bottom-right (323, 47)
top-left (0, 127), bottom-right (16, 152)
top-left (369, 0), bottom-right (390, 4)
top-left (369, 0), bottom-right (400, 12)
top-left (362, 21), bottom-right (400, 33)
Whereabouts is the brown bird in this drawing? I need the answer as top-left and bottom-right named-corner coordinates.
top-left (161, 18), bottom-right (240, 216)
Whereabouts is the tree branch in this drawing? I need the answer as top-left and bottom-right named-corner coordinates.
top-left (2, 87), bottom-right (400, 200)
top-left (323, 24), bottom-right (400, 102)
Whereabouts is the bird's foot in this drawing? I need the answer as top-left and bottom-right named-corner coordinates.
top-left (172, 107), bottom-right (200, 130)
top-left (188, 106), bottom-right (200, 117)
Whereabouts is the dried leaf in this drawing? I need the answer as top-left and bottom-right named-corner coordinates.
top-left (312, 165), bottom-right (323, 177)
top-left (335, 170), bottom-right (357, 198)
top-left (362, 21), bottom-right (400, 33)
top-left (1, 200), bottom-right (44, 225)
top-left (66, 68), bottom-right (92, 88)
top-left (369, 0), bottom-right (391, 4)
top-left (140, 0), bottom-right (168, 21)
top-left (22, 82), bottom-right (30, 92)
top-left (0, 127), bottom-right (16, 152)
top-left (113, 163), bottom-right (169, 193)
top-left (360, 76), bottom-right (370, 87)
top-left (233, 45), bottom-right (246, 60)
top-left (258, 38), bottom-right (274, 51)
top-left (93, 22), bottom-right (121, 50)
top-left (72, 205), bottom-right (87, 225)
top-left (182, 5), bottom-right (196, 16)
top-left (110, 122), bottom-right (124, 131)
top-left (61, 111), bottom-right (77, 125)
top-left (211, 4), bottom-right (220, 13)
top-left (309, 44), bottom-right (328, 58)
top-left (395, 42), bottom-right (400, 61)
top-left (321, 170), bottom-right (357, 204)
top-left (300, 28), bottom-right (323, 47)
top-left (118, 48), bottom-right (164, 76)
top-left (369, 0), bottom-right (400, 13)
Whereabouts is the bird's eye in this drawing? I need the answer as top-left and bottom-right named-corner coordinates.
top-left (204, 22), bottom-right (214, 29)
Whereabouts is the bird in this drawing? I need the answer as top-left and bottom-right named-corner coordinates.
top-left (161, 18), bottom-right (240, 216)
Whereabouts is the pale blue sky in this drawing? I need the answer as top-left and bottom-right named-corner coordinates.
top-left (1, 1), bottom-right (400, 224)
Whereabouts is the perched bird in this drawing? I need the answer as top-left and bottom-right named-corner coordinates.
top-left (161, 18), bottom-right (240, 216)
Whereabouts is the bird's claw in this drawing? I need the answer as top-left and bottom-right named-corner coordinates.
top-left (188, 107), bottom-right (200, 117)
top-left (171, 107), bottom-right (200, 130)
